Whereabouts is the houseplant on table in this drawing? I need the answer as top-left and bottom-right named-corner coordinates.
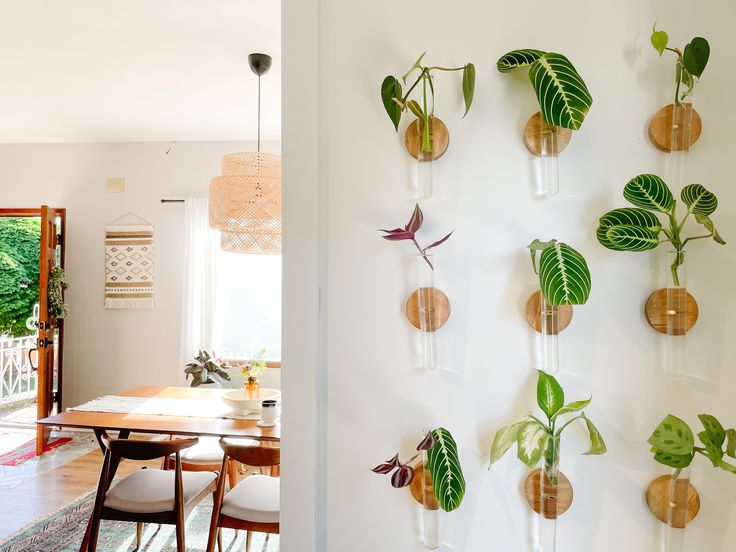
top-left (242, 348), bottom-right (267, 399)
top-left (184, 350), bottom-right (231, 387)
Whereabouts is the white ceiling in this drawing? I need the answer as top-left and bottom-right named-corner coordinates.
top-left (0, 1), bottom-right (281, 143)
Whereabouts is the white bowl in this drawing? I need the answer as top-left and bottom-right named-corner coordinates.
top-left (222, 388), bottom-right (281, 416)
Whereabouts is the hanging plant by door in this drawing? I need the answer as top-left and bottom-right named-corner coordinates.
top-left (47, 265), bottom-right (69, 320)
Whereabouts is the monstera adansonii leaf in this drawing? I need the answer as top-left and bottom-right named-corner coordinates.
top-left (426, 427), bottom-right (466, 512)
top-left (623, 174), bottom-right (674, 213)
top-left (497, 50), bottom-right (592, 130)
top-left (596, 208), bottom-right (662, 252)
top-left (531, 240), bottom-right (591, 306)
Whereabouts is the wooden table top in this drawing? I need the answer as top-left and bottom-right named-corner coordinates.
top-left (37, 385), bottom-right (280, 442)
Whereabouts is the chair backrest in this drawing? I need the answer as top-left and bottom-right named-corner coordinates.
top-left (101, 433), bottom-right (199, 461)
top-left (219, 437), bottom-right (280, 467)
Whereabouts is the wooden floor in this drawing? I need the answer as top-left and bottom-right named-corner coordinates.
top-left (0, 446), bottom-right (159, 540)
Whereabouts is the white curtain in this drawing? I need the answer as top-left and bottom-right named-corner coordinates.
top-left (179, 197), bottom-right (219, 384)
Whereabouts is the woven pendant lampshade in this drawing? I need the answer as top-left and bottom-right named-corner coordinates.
top-left (209, 53), bottom-right (281, 254)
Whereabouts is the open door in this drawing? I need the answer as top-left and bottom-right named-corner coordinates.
top-left (36, 205), bottom-right (65, 455)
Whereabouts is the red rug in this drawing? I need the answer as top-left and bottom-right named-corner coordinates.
top-left (0, 436), bottom-right (72, 466)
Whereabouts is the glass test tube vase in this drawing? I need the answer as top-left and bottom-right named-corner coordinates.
top-left (404, 116), bottom-right (450, 200)
top-left (646, 467), bottom-right (700, 552)
top-left (525, 290), bottom-right (573, 375)
top-left (523, 112), bottom-right (572, 198)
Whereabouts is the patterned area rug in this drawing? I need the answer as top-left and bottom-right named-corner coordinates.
top-left (0, 436), bottom-right (72, 466)
top-left (0, 491), bottom-right (278, 552)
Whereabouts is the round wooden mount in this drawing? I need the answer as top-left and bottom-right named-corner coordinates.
top-left (525, 291), bottom-right (573, 334)
top-left (404, 117), bottom-right (450, 161)
top-left (644, 288), bottom-right (699, 335)
top-left (523, 112), bottom-right (573, 156)
top-left (648, 103), bottom-right (702, 152)
top-left (646, 475), bottom-right (700, 528)
top-left (406, 287), bottom-right (451, 332)
top-left (410, 463), bottom-right (438, 510)
top-left (523, 468), bottom-right (573, 519)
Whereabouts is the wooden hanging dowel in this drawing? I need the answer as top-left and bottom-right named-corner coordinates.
top-left (523, 468), bottom-right (573, 519)
top-left (523, 112), bottom-right (573, 156)
top-left (404, 117), bottom-right (450, 161)
top-left (406, 288), bottom-right (451, 331)
top-left (644, 288), bottom-right (699, 335)
top-left (645, 475), bottom-right (700, 527)
top-left (525, 291), bottom-right (573, 334)
top-left (648, 103), bottom-right (702, 152)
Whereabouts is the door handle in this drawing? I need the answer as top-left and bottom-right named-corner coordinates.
top-left (38, 337), bottom-right (52, 348)
top-left (28, 347), bottom-right (38, 371)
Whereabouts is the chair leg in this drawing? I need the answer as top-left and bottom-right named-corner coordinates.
top-left (245, 530), bottom-right (252, 552)
top-left (136, 522), bottom-right (143, 548)
top-left (175, 519), bottom-right (185, 552)
top-left (78, 515), bottom-right (92, 552)
top-left (87, 513), bottom-right (102, 552)
top-left (217, 528), bottom-right (222, 552)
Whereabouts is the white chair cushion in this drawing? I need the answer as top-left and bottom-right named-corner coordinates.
top-left (104, 469), bottom-right (216, 514)
top-left (181, 437), bottom-right (260, 465)
top-left (220, 474), bottom-right (280, 523)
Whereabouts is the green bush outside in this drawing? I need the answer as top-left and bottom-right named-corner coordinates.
top-left (0, 218), bottom-right (41, 336)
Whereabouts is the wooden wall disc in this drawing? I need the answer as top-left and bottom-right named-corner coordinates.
top-left (648, 103), bottom-right (702, 152)
top-left (404, 117), bottom-right (450, 161)
top-left (523, 468), bottom-right (573, 519)
top-left (644, 288), bottom-right (699, 335)
top-left (525, 291), bottom-right (573, 334)
top-left (646, 475), bottom-right (700, 527)
top-left (409, 463), bottom-right (438, 510)
top-left (406, 287), bottom-right (450, 332)
top-left (523, 112), bottom-right (573, 156)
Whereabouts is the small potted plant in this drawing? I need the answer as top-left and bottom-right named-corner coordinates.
top-left (184, 350), bottom-right (231, 387)
top-left (381, 52), bottom-right (475, 198)
top-left (242, 348), bottom-right (267, 399)
top-left (489, 371), bottom-right (606, 548)
top-left (372, 428), bottom-right (465, 549)
top-left (525, 239), bottom-right (591, 374)
top-left (646, 414), bottom-right (735, 542)
top-left (380, 204), bottom-right (453, 372)
top-left (497, 49), bottom-right (593, 196)
top-left (648, 25), bottom-right (710, 152)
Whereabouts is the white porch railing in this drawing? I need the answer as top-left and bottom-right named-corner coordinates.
top-left (0, 335), bottom-right (37, 405)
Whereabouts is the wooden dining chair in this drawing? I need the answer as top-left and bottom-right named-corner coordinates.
top-left (80, 433), bottom-right (218, 552)
top-left (206, 438), bottom-right (280, 552)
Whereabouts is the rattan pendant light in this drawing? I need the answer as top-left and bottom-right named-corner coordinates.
top-left (209, 53), bottom-right (281, 254)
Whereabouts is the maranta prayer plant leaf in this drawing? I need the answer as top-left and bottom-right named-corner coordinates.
top-left (528, 239), bottom-right (591, 306)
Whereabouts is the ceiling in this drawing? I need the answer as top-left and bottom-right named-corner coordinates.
top-left (0, 1), bottom-right (281, 143)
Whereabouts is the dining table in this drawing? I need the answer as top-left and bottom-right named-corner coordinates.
top-left (37, 385), bottom-right (280, 452)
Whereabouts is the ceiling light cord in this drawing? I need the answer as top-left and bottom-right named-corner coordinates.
top-left (257, 73), bottom-right (261, 153)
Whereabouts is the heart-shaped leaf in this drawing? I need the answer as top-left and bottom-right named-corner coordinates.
top-left (681, 184), bottom-right (718, 216)
top-left (426, 427), bottom-right (466, 512)
top-left (381, 76), bottom-right (403, 131)
top-left (683, 37), bottom-right (710, 78)
top-left (516, 421), bottom-right (550, 468)
top-left (489, 422), bottom-right (524, 464)
top-left (462, 63), bottom-right (475, 118)
top-left (582, 413), bottom-right (607, 455)
top-left (528, 53), bottom-right (593, 130)
top-left (698, 431), bottom-right (724, 467)
top-left (623, 174), bottom-right (674, 213)
top-left (537, 241), bottom-right (591, 305)
top-left (537, 371), bottom-right (565, 419)
top-left (653, 450), bottom-right (694, 469)
top-left (694, 213), bottom-right (726, 245)
top-left (698, 414), bottom-right (726, 448)
top-left (648, 414), bottom-right (695, 456)
top-left (651, 25), bottom-right (668, 56)
top-left (496, 49), bottom-right (545, 73)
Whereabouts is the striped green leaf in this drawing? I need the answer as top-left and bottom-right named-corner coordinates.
top-left (497, 49), bottom-right (545, 73)
top-left (537, 241), bottom-right (591, 305)
top-left (623, 174), bottom-right (674, 213)
top-left (598, 207), bottom-right (662, 232)
top-left (597, 224), bottom-right (660, 252)
top-left (681, 184), bottom-right (718, 216)
top-left (426, 427), bottom-right (466, 512)
top-left (528, 53), bottom-right (593, 130)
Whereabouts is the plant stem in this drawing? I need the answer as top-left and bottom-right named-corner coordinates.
top-left (413, 238), bottom-right (434, 270)
top-left (554, 415), bottom-right (584, 437)
top-left (672, 467), bottom-right (682, 480)
top-left (530, 415), bottom-right (551, 433)
top-left (426, 65), bottom-right (467, 72)
top-left (682, 234), bottom-right (713, 246)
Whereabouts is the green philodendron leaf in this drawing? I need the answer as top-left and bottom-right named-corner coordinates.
top-left (653, 450), bottom-right (694, 469)
top-left (683, 37), bottom-right (710, 78)
top-left (406, 100), bottom-right (424, 119)
top-left (529, 53), bottom-right (593, 130)
top-left (599, 225), bottom-right (660, 252)
top-left (381, 76), bottom-right (403, 131)
top-left (538, 241), bottom-right (591, 305)
top-left (462, 63), bottom-right (476, 118)
top-left (426, 427), bottom-right (466, 512)
top-left (726, 429), bottom-right (736, 459)
top-left (489, 422), bottom-right (524, 464)
top-left (623, 174), bottom-right (674, 213)
top-left (581, 413), bottom-right (607, 455)
top-left (553, 398), bottom-right (591, 419)
top-left (537, 371), bottom-right (565, 418)
top-left (516, 421), bottom-right (550, 468)
top-left (698, 431), bottom-right (724, 467)
top-left (682, 184), bottom-right (718, 216)
top-left (698, 414), bottom-right (726, 447)
top-left (402, 51), bottom-right (427, 82)
top-left (648, 414), bottom-right (695, 456)
top-left (651, 24), bottom-right (668, 56)
top-left (694, 214), bottom-right (726, 245)
top-left (496, 49), bottom-right (546, 73)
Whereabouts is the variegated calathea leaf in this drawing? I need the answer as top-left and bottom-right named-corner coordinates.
top-left (623, 174), bottom-right (674, 213)
top-left (496, 49), bottom-right (545, 73)
top-left (516, 421), bottom-right (550, 468)
top-left (426, 427), bottom-right (466, 512)
top-left (537, 241), bottom-right (591, 305)
top-left (528, 53), bottom-right (593, 130)
top-left (681, 183), bottom-right (718, 216)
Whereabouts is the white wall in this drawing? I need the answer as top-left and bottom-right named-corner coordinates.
top-left (301, 0), bottom-right (736, 550)
top-left (0, 140), bottom-right (280, 408)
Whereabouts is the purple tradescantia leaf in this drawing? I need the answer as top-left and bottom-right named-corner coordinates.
top-left (371, 454), bottom-right (401, 474)
top-left (406, 204), bottom-right (424, 233)
top-left (424, 230), bottom-right (454, 251)
top-left (390, 464), bottom-right (415, 488)
top-left (380, 227), bottom-right (406, 234)
top-left (416, 431), bottom-right (437, 451)
top-left (380, 230), bottom-right (415, 241)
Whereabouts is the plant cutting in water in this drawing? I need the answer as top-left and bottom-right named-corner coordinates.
top-left (379, 204), bottom-right (453, 270)
top-left (648, 414), bottom-right (736, 475)
top-left (242, 348), bottom-right (267, 385)
top-left (372, 427), bottom-right (466, 512)
top-left (489, 371), bottom-right (607, 486)
top-left (497, 49), bottom-right (592, 130)
top-left (528, 239), bottom-right (591, 306)
top-left (650, 24), bottom-right (710, 105)
top-left (381, 52), bottom-right (475, 152)
top-left (596, 174), bottom-right (726, 286)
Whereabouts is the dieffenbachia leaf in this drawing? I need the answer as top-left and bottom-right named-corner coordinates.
top-left (596, 208), bottom-right (662, 251)
top-left (462, 63), bottom-right (475, 117)
top-left (381, 76), bottom-right (403, 131)
top-left (528, 53), bottom-right (593, 130)
top-left (681, 184), bottom-right (718, 216)
top-left (553, 398), bottom-right (591, 419)
top-left (581, 413), bottom-right (607, 455)
top-left (694, 213), bottom-right (726, 245)
top-left (648, 414), bottom-right (695, 456)
top-left (537, 371), bottom-right (565, 419)
top-left (489, 421), bottom-right (524, 464)
top-left (537, 241), bottom-right (591, 305)
top-left (683, 37), bottom-right (710, 78)
top-left (651, 24), bottom-right (668, 56)
top-left (699, 414), bottom-right (726, 448)
top-left (726, 429), bottom-right (736, 459)
top-left (426, 427), bottom-right (466, 512)
top-left (623, 174), bottom-right (674, 213)
top-left (516, 421), bottom-right (550, 468)
top-left (496, 49), bottom-right (545, 73)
